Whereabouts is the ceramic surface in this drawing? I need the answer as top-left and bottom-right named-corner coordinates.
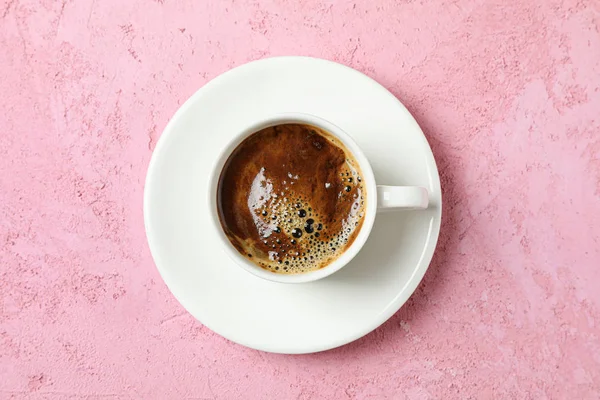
top-left (144, 57), bottom-right (441, 353)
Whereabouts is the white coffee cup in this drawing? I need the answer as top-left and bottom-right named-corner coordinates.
top-left (208, 113), bottom-right (428, 284)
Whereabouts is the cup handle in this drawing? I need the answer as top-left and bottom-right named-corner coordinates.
top-left (377, 185), bottom-right (429, 210)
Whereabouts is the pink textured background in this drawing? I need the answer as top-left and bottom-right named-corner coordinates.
top-left (1, 0), bottom-right (600, 398)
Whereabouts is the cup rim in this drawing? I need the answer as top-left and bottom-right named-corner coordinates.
top-left (207, 112), bottom-right (378, 284)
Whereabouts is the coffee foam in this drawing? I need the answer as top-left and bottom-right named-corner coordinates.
top-left (242, 163), bottom-right (365, 274)
top-left (217, 123), bottom-right (367, 274)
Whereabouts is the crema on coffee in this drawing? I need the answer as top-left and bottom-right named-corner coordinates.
top-left (217, 124), bottom-right (366, 274)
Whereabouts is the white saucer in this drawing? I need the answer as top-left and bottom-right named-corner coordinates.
top-left (144, 57), bottom-right (442, 354)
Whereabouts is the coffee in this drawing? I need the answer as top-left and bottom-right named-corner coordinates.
top-left (217, 123), bottom-right (366, 274)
